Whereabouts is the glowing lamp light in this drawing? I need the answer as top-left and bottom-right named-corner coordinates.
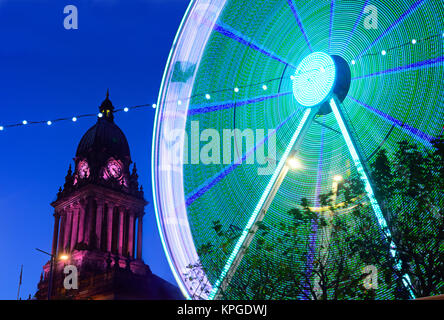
top-left (333, 174), bottom-right (343, 182)
top-left (22, 120), bottom-right (28, 125)
top-left (124, 107), bottom-right (129, 112)
top-left (287, 157), bottom-right (302, 169)
top-left (412, 39), bottom-right (417, 44)
top-left (292, 52), bottom-right (336, 107)
top-left (205, 94), bottom-right (211, 100)
top-left (47, 121), bottom-right (52, 126)
top-left (0, 126), bottom-right (4, 131)
top-left (72, 117), bottom-right (77, 122)
top-left (98, 112), bottom-right (103, 118)
top-left (59, 254), bottom-right (69, 261)
top-left (351, 60), bottom-right (356, 65)
top-left (262, 84), bottom-right (268, 90)
top-left (152, 103), bottom-right (157, 108)
top-left (234, 87), bottom-right (239, 93)
top-left (178, 100), bottom-right (182, 105)
top-left (381, 50), bottom-right (387, 56)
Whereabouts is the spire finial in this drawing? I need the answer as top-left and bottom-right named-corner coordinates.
top-left (99, 89), bottom-right (115, 121)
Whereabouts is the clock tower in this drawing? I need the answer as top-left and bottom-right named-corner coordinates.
top-left (36, 91), bottom-right (183, 300)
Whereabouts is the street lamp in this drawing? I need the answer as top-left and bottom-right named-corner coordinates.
top-left (287, 157), bottom-right (302, 170)
top-left (59, 254), bottom-right (69, 261)
top-left (35, 248), bottom-right (69, 300)
top-left (331, 175), bottom-right (343, 204)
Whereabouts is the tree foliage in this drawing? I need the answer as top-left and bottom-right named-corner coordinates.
top-left (185, 138), bottom-right (443, 299)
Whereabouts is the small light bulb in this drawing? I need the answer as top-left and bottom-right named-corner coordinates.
top-left (262, 85), bottom-right (268, 90)
top-left (98, 112), bottom-right (103, 118)
top-left (152, 103), bottom-right (157, 108)
top-left (0, 126), bottom-right (4, 131)
top-left (411, 39), bottom-right (417, 44)
top-left (351, 60), bottom-right (356, 65)
top-left (72, 117), bottom-right (77, 122)
top-left (22, 120), bottom-right (28, 125)
top-left (381, 50), bottom-right (387, 56)
top-left (234, 87), bottom-right (239, 93)
top-left (205, 94), bottom-right (211, 100)
top-left (178, 100), bottom-right (182, 105)
top-left (47, 121), bottom-right (52, 126)
top-left (124, 107), bottom-right (129, 112)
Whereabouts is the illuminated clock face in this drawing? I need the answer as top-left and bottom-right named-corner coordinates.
top-left (107, 160), bottom-right (122, 179)
top-left (292, 52), bottom-right (336, 107)
top-left (78, 160), bottom-right (90, 179)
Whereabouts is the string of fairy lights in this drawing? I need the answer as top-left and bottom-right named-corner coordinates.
top-left (0, 31), bottom-right (441, 133)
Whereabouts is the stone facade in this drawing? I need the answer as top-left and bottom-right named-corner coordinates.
top-left (36, 92), bottom-right (183, 300)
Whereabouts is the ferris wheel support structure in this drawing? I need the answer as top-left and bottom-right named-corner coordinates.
top-left (210, 94), bottom-right (415, 300)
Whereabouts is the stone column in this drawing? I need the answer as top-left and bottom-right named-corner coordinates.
top-left (85, 197), bottom-right (95, 245)
top-left (136, 213), bottom-right (144, 260)
top-left (70, 205), bottom-right (79, 251)
top-left (127, 212), bottom-right (135, 258)
top-left (95, 200), bottom-right (104, 250)
top-left (77, 200), bottom-right (86, 244)
top-left (51, 212), bottom-right (60, 257)
top-left (106, 204), bottom-right (114, 253)
top-left (58, 211), bottom-right (66, 255)
top-left (63, 209), bottom-right (73, 252)
top-left (118, 207), bottom-right (125, 256)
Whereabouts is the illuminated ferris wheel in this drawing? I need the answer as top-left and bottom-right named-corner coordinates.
top-left (152, 0), bottom-right (444, 300)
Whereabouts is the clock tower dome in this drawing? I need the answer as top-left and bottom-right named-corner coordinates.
top-left (36, 91), bottom-right (183, 300)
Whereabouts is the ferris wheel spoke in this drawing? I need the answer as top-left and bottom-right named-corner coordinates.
top-left (214, 22), bottom-right (297, 68)
top-left (208, 108), bottom-right (316, 300)
top-left (356, 0), bottom-right (426, 60)
top-left (330, 96), bottom-right (415, 298)
top-left (352, 55), bottom-right (444, 80)
top-left (188, 91), bottom-right (292, 116)
top-left (185, 108), bottom-right (298, 207)
top-left (328, 0), bottom-right (335, 53)
top-left (348, 96), bottom-right (436, 147)
top-left (287, 0), bottom-right (313, 52)
top-left (341, 0), bottom-right (370, 54)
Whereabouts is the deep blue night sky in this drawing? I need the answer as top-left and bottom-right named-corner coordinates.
top-left (0, 0), bottom-right (190, 299)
